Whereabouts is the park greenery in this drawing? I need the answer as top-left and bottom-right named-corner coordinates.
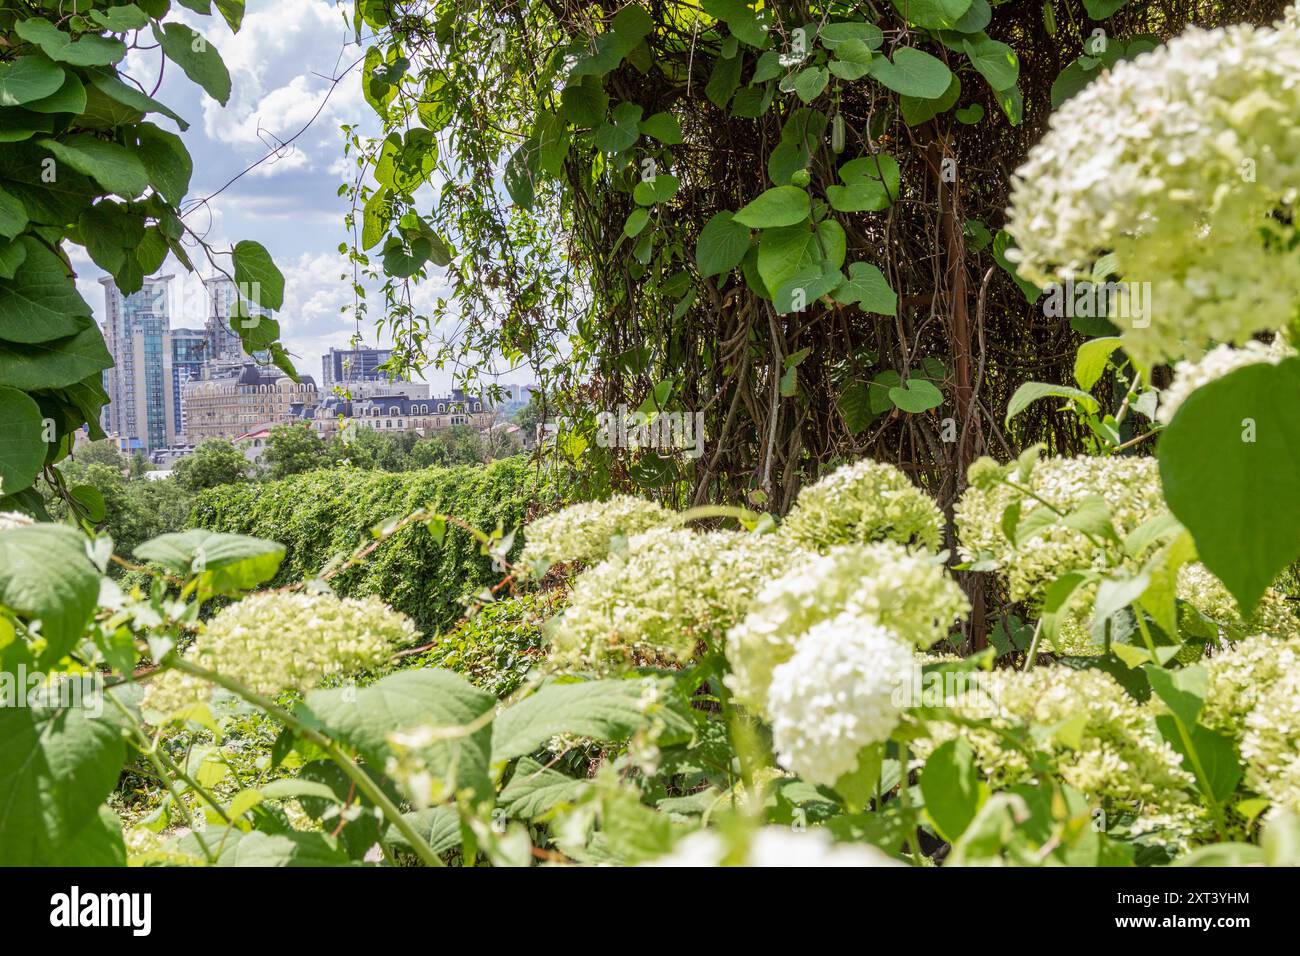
top-left (4, 0), bottom-right (1300, 868)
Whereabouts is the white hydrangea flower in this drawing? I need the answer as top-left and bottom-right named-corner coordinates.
top-left (955, 455), bottom-right (1166, 603)
top-left (765, 615), bottom-right (914, 786)
top-left (0, 511), bottom-right (34, 531)
top-left (1242, 668), bottom-right (1300, 813)
top-left (779, 458), bottom-right (945, 552)
top-left (724, 543), bottom-right (969, 712)
top-left (1006, 16), bottom-right (1300, 365)
top-left (1157, 340), bottom-right (1294, 424)
top-left (517, 495), bottom-right (670, 577)
top-left (645, 825), bottom-right (903, 867)
top-left (548, 527), bottom-right (786, 671)
top-left (1202, 632), bottom-right (1300, 737)
top-left (144, 592), bottom-right (417, 717)
top-left (912, 665), bottom-right (1199, 842)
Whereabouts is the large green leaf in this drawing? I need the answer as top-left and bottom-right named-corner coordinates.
top-left (1005, 381), bottom-right (1100, 424)
top-left (695, 210), bottom-right (751, 278)
top-left (1159, 359), bottom-right (1300, 613)
top-left (889, 0), bottom-right (973, 30)
top-left (303, 669), bottom-right (495, 802)
top-left (14, 19), bottom-right (127, 67)
top-left (152, 22), bottom-right (232, 106)
top-left (215, 830), bottom-right (351, 866)
top-left (232, 239), bottom-right (285, 311)
top-left (0, 322), bottom-right (111, 390)
top-left (87, 71), bottom-right (189, 130)
top-left (0, 703), bottom-right (125, 865)
top-left (135, 123), bottom-right (192, 205)
top-left (734, 186), bottom-right (810, 228)
top-left (0, 237), bottom-right (93, 343)
top-left (491, 678), bottom-right (689, 763)
top-left (920, 739), bottom-right (986, 843)
top-left (0, 385), bottom-right (46, 494)
top-left (0, 56), bottom-right (65, 107)
top-left (832, 260), bottom-right (896, 315)
top-left (134, 529), bottom-right (285, 597)
top-left (963, 36), bottom-right (1020, 91)
top-left (868, 48), bottom-right (954, 99)
top-left (25, 73), bottom-right (87, 115)
top-left (39, 134), bottom-right (150, 198)
top-left (499, 756), bottom-right (585, 818)
top-left (0, 523), bottom-right (101, 661)
top-left (756, 222), bottom-right (820, 294)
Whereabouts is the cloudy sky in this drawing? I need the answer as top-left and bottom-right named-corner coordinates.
top-left (75, 0), bottom-right (525, 391)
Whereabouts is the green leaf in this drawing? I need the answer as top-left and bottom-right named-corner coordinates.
top-left (25, 72), bottom-right (87, 115)
top-left (0, 524), bottom-right (101, 662)
top-left (756, 222), bottom-right (819, 293)
top-left (215, 830), bottom-right (351, 867)
top-left (901, 75), bottom-right (961, 126)
top-left (0, 703), bottom-right (125, 865)
top-left (1158, 359), bottom-right (1300, 613)
top-left (91, 6), bottom-right (152, 32)
top-left (837, 380), bottom-right (876, 434)
top-left (705, 52), bottom-right (743, 109)
top-left (1083, 0), bottom-right (1129, 17)
top-left (773, 261), bottom-right (842, 314)
top-left (792, 66), bottom-right (829, 103)
top-left (499, 756), bottom-right (585, 818)
top-left (387, 806), bottom-right (462, 855)
top-left (594, 101), bottom-right (642, 154)
top-left (134, 529), bottom-right (284, 597)
top-left (0, 386), bottom-right (46, 494)
top-left (641, 112), bottom-right (682, 145)
top-left (820, 21), bottom-right (885, 50)
top-left (632, 173), bottom-right (678, 206)
top-left (1144, 664), bottom-right (1207, 728)
top-left (827, 154), bottom-right (900, 212)
top-left (0, 187), bottom-right (28, 239)
top-left (14, 19), bottom-right (126, 67)
top-left (1154, 715), bottom-right (1240, 803)
top-left (39, 134), bottom-right (149, 198)
top-left (890, 0), bottom-right (973, 30)
top-left (832, 260), bottom-right (896, 315)
top-left (1073, 336), bottom-right (1122, 390)
top-left (623, 207), bottom-right (650, 237)
top-left (1005, 381), bottom-right (1100, 424)
top-left (0, 237), bottom-right (94, 343)
top-left (559, 79), bottom-right (607, 126)
top-left (920, 739), bottom-right (986, 843)
top-left (303, 669), bottom-right (495, 801)
top-left (868, 47), bottom-right (954, 99)
top-left (734, 186), bottom-right (810, 228)
top-left (0, 55), bottom-right (66, 107)
top-left (889, 377), bottom-right (943, 413)
top-left (232, 240), bottom-right (285, 311)
top-left (135, 123), bottom-right (192, 205)
top-left (214, 0), bottom-right (247, 32)
top-left (87, 71), bottom-right (189, 130)
top-left (0, 323), bottom-right (112, 390)
top-left (962, 36), bottom-right (1020, 92)
top-left (695, 211), bottom-right (751, 278)
top-left (152, 22), bottom-right (232, 106)
top-left (491, 678), bottom-right (685, 763)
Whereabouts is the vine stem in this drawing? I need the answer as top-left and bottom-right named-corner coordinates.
top-left (171, 660), bottom-right (445, 867)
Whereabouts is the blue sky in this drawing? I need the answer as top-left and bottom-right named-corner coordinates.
top-left (73, 0), bottom-right (523, 391)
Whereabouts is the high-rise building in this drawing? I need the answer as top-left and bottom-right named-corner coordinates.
top-left (204, 275), bottom-right (270, 362)
top-left (100, 276), bottom-right (176, 454)
top-left (170, 327), bottom-right (209, 440)
top-left (322, 347), bottom-right (395, 388)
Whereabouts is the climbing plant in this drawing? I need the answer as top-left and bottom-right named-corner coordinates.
top-left (0, 0), bottom-right (292, 516)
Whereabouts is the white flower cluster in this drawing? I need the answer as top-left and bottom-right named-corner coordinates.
top-left (1005, 16), bottom-right (1300, 365)
top-left (913, 665), bottom-right (1198, 840)
top-left (725, 543), bottom-right (969, 711)
top-left (645, 825), bottom-right (903, 867)
top-left (1200, 632), bottom-right (1300, 812)
top-left (1157, 340), bottom-right (1294, 424)
top-left (517, 495), bottom-right (670, 576)
top-left (144, 592), bottom-right (417, 717)
top-left (779, 458), bottom-right (945, 552)
top-left (956, 455), bottom-right (1166, 602)
top-left (766, 615), bottom-right (915, 786)
top-left (548, 526), bottom-right (786, 670)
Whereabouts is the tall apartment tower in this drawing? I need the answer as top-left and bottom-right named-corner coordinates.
top-left (170, 327), bottom-right (209, 441)
top-left (100, 276), bottom-right (177, 454)
top-left (204, 275), bottom-right (270, 362)
top-left (321, 346), bottom-right (395, 388)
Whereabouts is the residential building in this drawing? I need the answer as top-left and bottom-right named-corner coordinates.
top-left (303, 392), bottom-right (491, 439)
top-left (99, 275), bottom-right (176, 454)
top-left (170, 327), bottom-right (209, 440)
top-left (204, 275), bottom-right (270, 362)
top-left (321, 346), bottom-right (397, 387)
top-left (182, 362), bottom-right (318, 442)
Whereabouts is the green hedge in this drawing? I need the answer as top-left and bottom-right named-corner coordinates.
top-left (189, 457), bottom-right (552, 636)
